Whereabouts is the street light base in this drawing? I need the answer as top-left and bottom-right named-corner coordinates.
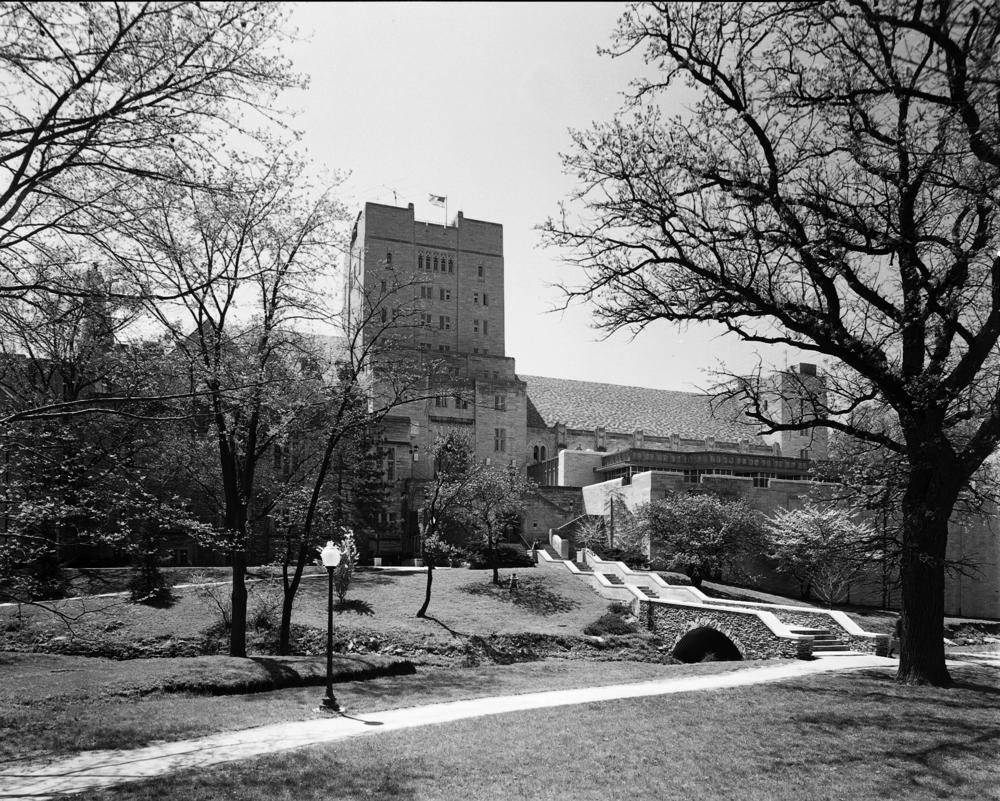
top-left (318, 696), bottom-right (342, 713)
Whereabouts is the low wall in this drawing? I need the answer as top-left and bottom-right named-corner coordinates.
top-left (549, 530), bottom-right (570, 560)
top-left (700, 599), bottom-right (890, 656)
top-left (639, 599), bottom-right (812, 660)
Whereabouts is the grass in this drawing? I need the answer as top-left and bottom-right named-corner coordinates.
top-left (0, 656), bottom-right (758, 764)
top-left (63, 662), bottom-right (1000, 801)
top-left (0, 567), bottom-right (612, 659)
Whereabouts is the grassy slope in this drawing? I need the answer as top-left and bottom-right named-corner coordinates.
top-left (1, 567), bottom-right (612, 655)
top-left (66, 663), bottom-right (1000, 801)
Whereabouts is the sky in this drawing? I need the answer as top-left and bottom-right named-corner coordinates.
top-left (283, 2), bottom-right (793, 393)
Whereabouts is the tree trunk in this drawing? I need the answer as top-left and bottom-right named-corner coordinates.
top-left (896, 465), bottom-right (956, 686)
top-left (230, 549), bottom-right (248, 657)
top-left (416, 556), bottom-right (434, 617)
top-left (489, 533), bottom-right (500, 585)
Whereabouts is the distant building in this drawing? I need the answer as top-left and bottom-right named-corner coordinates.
top-left (344, 200), bottom-right (999, 618)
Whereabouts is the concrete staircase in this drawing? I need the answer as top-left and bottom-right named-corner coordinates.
top-left (788, 627), bottom-right (853, 655)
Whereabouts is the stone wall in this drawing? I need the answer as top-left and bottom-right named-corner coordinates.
top-left (638, 600), bottom-right (811, 660)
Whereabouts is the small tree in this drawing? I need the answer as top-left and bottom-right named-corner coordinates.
top-left (641, 493), bottom-right (765, 588)
top-left (333, 528), bottom-right (359, 606)
top-left (767, 503), bottom-right (882, 607)
top-left (462, 465), bottom-right (535, 586)
top-left (416, 433), bottom-right (479, 618)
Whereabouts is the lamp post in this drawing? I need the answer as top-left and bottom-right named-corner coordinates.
top-left (319, 540), bottom-right (342, 713)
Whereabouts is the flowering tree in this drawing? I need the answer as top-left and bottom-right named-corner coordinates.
top-left (767, 504), bottom-right (882, 607)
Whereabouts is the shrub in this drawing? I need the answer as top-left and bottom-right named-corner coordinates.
top-left (607, 600), bottom-right (631, 616)
top-left (467, 543), bottom-right (534, 569)
top-left (584, 612), bottom-right (638, 636)
top-left (128, 558), bottom-right (175, 608)
top-left (593, 546), bottom-right (648, 569)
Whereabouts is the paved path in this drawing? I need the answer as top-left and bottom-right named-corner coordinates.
top-left (0, 654), bottom-right (895, 800)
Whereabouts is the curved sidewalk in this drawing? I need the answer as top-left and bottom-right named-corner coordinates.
top-left (0, 655), bottom-right (892, 800)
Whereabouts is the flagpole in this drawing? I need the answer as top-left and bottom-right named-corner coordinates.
top-left (444, 197), bottom-right (448, 226)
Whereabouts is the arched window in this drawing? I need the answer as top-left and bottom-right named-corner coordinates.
top-left (418, 254), bottom-right (423, 270)
top-left (433, 257), bottom-right (439, 271)
top-left (532, 445), bottom-right (539, 462)
top-left (448, 258), bottom-right (454, 273)
top-left (540, 446), bottom-right (547, 461)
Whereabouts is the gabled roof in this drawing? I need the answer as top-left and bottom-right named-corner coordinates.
top-left (520, 374), bottom-right (762, 442)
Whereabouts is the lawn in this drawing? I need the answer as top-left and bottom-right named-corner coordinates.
top-left (0, 567), bottom-right (613, 660)
top-left (64, 662), bottom-right (1000, 801)
top-left (0, 654), bottom-right (759, 764)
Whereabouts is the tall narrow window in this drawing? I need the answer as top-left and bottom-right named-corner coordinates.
top-left (494, 394), bottom-right (505, 411)
top-left (540, 446), bottom-right (547, 461)
top-left (483, 293), bottom-right (488, 306)
top-left (483, 320), bottom-right (489, 335)
top-left (380, 308), bottom-right (387, 323)
top-left (532, 445), bottom-right (539, 462)
top-left (418, 254), bottom-right (423, 270)
top-left (474, 292), bottom-right (480, 305)
top-left (478, 265), bottom-right (484, 277)
top-left (380, 280), bottom-right (386, 292)
top-left (433, 257), bottom-right (439, 271)
top-left (473, 319), bottom-right (479, 333)
top-left (494, 428), bottom-right (507, 452)
top-left (448, 258), bottom-right (454, 273)
top-left (385, 448), bottom-right (396, 482)
top-left (386, 251), bottom-right (392, 267)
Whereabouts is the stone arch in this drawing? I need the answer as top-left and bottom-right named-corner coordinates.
top-left (670, 619), bottom-right (745, 663)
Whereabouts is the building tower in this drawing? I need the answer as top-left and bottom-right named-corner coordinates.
top-left (343, 201), bottom-right (527, 556)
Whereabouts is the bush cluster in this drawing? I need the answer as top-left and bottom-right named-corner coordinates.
top-left (583, 611), bottom-right (638, 636)
top-left (466, 543), bottom-right (534, 570)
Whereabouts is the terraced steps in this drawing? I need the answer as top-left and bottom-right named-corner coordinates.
top-left (789, 627), bottom-right (851, 653)
top-left (603, 573), bottom-right (625, 586)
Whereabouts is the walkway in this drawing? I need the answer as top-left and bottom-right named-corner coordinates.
top-left (1, 654), bottom-right (892, 800)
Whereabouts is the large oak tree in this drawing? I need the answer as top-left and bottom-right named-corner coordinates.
top-left (545, 0), bottom-right (1000, 685)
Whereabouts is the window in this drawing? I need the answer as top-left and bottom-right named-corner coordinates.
top-left (438, 344), bottom-right (451, 352)
top-left (380, 308), bottom-right (387, 323)
top-left (385, 251), bottom-right (392, 267)
top-left (385, 447), bottom-right (396, 482)
top-left (421, 285), bottom-right (432, 299)
top-left (420, 312), bottom-right (432, 325)
top-left (435, 396), bottom-right (447, 408)
top-left (418, 255), bottom-right (423, 270)
top-left (272, 444), bottom-right (283, 470)
top-left (455, 395), bottom-right (469, 410)
top-left (474, 292), bottom-right (479, 305)
top-left (494, 394), bottom-right (505, 411)
top-left (494, 427), bottom-right (507, 452)
top-left (439, 288), bottom-right (451, 301)
top-left (473, 319), bottom-right (479, 333)
top-left (540, 446), bottom-right (547, 461)
top-left (420, 342), bottom-right (431, 350)
top-left (532, 445), bottom-right (539, 461)
top-left (448, 258), bottom-right (454, 273)
top-left (433, 257), bottom-right (439, 271)
top-left (380, 280), bottom-right (386, 293)
top-left (483, 293), bottom-right (489, 306)
top-left (477, 265), bottom-right (484, 277)
top-left (172, 548), bottom-right (190, 566)
top-left (439, 315), bottom-right (451, 330)
top-left (483, 320), bottom-right (488, 335)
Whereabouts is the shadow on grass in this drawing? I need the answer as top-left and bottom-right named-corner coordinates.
top-left (458, 577), bottom-right (579, 614)
top-left (335, 599), bottom-right (374, 616)
top-left (420, 615), bottom-right (465, 638)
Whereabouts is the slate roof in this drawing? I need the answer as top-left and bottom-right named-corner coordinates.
top-left (520, 374), bottom-right (763, 443)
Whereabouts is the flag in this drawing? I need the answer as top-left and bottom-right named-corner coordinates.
top-left (428, 194), bottom-right (446, 207)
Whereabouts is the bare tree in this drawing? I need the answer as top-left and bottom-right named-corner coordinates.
top-left (545, 1), bottom-right (1000, 685)
top-left (1, 1), bottom-right (298, 300)
top-left (117, 152), bottom-right (344, 657)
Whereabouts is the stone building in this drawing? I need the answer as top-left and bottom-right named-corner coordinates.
top-left (345, 200), bottom-right (999, 618)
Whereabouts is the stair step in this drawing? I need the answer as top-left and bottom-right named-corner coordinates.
top-left (812, 643), bottom-right (851, 652)
top-left (603, 573), bottom-right (624, 585)
top-left (634, 586), bottom-right (659, 598)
